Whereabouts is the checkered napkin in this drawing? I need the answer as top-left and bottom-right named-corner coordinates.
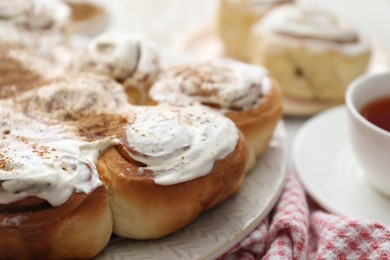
top-left (219, 173), bottom-right (390, 260)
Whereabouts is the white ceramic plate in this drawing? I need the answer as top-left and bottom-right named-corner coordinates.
top-left (293, 106), bottom-right (390, 225)
top-left (96, 121), bottom-right (288, 260)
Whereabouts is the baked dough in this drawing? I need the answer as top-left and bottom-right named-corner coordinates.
top-left (0, 186), bottom-right (112, 259)
top-left (250, 4), bottom-right (371, 102)
top-left (0, 73), bottom-right (132, 258)
top-left (1, 73), bottom-right (249, 254)
top-left (217, 0), bottom-right (293, 61)
top-left (97, 105), bottom-right (248, 239)
top-left (148, 59), bottom-right (283, 172)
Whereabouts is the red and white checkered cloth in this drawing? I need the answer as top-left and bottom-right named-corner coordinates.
top-left (220, 173), bottom-right (390, 260)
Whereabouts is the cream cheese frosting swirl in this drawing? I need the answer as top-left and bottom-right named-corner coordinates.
top-left (0, 98), bottom-right (118, 206)
top-left (0, 73), bottom-right (132, 206)
top-left (79, 31), bottom-right (160, 83)
top-left (123, 105), bottom-right (239, 185)
top-left (149, 59), bottom-right (271, 111)
top-left (254, 4), bottom-right (369, 56)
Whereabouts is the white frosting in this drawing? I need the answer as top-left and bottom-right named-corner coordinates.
top-left (19, 73), bottom-right (129, 121)
top-left (6, 47), bottom-right (69, 80)
top-left (124, 105), bottom-right (239, 185)
top-left (0, 99), bottom-right (119, 206)
top-left (7, 0), bottom-right (70, 31)
top-left (0, 0), bottom-right (34, 19)
top-left (0, 74), bottom-right (129, 206)
top-left (0, 137), bottom-right (114, 206)
top-left (149, 59), bottom-right (271, 111)
top-left (254, 4), bottom-right (370, 56)
top-left (80, 31), bottom-right (160, 83)
top-left (0, 71), bottom-right (240, 205)
top-left (0, 0), bottom-right (71, 61)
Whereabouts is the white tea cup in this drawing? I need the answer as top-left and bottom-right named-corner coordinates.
top-left (345, 71), bottom-right (390, 197)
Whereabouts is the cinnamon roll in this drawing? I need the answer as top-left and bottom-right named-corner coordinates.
top-left (16, 72), bottom-right (129, 122)
top-left (0, 73), bottom-right (141, 258)
top-left (148, 59), bottom-right (283, 172)
top-left (0, 101), bottom-right (114, 259)
top-left (217, 0), bottom-right (293, 61)
top-left (0, 0), bottom-right (73, 68)
top-left (77, 31), bottom-right (160, 105)
top-left (250, 4), bottom-right (371, 102)
top-left (0, 44), bottom-right (69, 99)
top-left (1, 72), bottom-right (249, 253)
top-left (97, 105), bottom-right (248, 239)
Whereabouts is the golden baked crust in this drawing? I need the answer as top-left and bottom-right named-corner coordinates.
top-left (0, 185), bottom-right (113, 259)
top-left (97, 130), bottom-right (248, 239)
top-left (226, 79), bottom-right (283, 171)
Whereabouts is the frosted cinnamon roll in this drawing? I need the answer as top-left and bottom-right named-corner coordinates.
top-left (97, 105), bottom-right (248, 239)
top-left (148, 59), bottom-right (282, 172)
top-left (77, 31), bottom-right (160, 105)
top-left (0, 100), bottom-right (114, 259)
top-left (250, 4), bottom-right (371, 101)
top-left (217, 0), bottom-right (293, 61)
top-left (0, 0), bottom-right (70, 42)
top-left (16, 73), bottom-right (129, 122)
top-left (0, 44), bottom-right (70, 99)
top-left (0, 0), bottom-right (73, 67)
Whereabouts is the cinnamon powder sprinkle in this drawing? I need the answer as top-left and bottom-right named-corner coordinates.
top-left (0, 154), bottom-right (13, 171)
top-left (0, 51), bottom-right (43, 99)
top-left (75, 113), bottom-right (128, 141)
top-left (30, 143), bottom-right (56, 159)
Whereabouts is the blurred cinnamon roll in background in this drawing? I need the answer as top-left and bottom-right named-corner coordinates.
top-left (77, 31), bottom-right (160, 104)
top-left (250, 4), bottom-right (371, 102)
top-left (217, 0), bottom-right (294, 61)
top-left (0, 0), bottom-right (74, 70)
top-left (148, 59), bottom-right (283, 172)
top-left (0, 0), bottom-right (71, 48)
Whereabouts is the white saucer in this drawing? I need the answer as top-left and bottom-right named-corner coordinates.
top-left (293, 106), bottom-right (390, 225)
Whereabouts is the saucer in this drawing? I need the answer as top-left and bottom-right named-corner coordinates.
top-left (293, 106), bottom-right (390, 225)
